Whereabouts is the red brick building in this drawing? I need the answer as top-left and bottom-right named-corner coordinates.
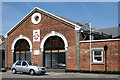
top-left (80, 39), bottom-right (120, 72)
top-left (5, 7), bottom-right (120, 73)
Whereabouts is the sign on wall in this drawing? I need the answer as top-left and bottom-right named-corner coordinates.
top-left (33, 50), bottom-right (40, 55)
top-left (33, 29), bottom-right (40, 42)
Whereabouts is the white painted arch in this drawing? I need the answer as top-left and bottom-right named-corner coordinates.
top-left (40, 31), bottom-right (68, 51)
top-left (11, 35), bottom-right (32, 52)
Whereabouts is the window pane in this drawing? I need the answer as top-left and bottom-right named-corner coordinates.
top-left (21, 53), bottom-right (25, 61)
top-left (58, 52), bottom-right (66, 68)
top-left (16, 53), bottom-right (19, 61)
top-left (22, 62), bottom-right (27, 66)
top-left (45, 53), bottom-right (51, 67)
top-left (52, 53), bottom-right (58, 68)
top-left (26, 53), bottom-right (31, 62)
top-left (97, 57), bottom-right (102, 61)
top-left (95, 57), bottom-right (102, 61)
top-left (16, 61), bottom-right (21, 65)
top-left (94, 51), bottom-right (101, 55)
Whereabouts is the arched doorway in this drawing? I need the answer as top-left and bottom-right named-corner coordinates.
top-left (43, 36), bottom-right (66, 68)
top-left (13, 39), bottom-right (31, 63)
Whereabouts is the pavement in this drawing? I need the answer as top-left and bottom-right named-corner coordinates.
top-left (1, 70), bottom-right (120, 80)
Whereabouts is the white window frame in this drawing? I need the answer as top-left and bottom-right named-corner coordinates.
top-left (92, 48), bottom-right (103, 63)
top-left (31, 13), bottom-right (41, 24)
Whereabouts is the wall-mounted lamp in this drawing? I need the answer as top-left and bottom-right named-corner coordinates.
top-left (104, 45), bottom-right (108, 72)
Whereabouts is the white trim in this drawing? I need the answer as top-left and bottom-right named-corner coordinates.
top-left (11, 35), bottom-right (32, 52)
top-left (80, 39), bottom-right (120, 43)
top-left (5, 7), bottom-right (82, 37)
top-left (92, 48), bottom-right (104, 50)
top-left (75, 26), bottom-right (81, 30)
top-left (40, 31), bottom-right (68, 51)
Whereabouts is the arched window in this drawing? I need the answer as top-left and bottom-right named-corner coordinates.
top-left (13, 39), bottom-right (31, 62)
top-left (43, 36), bottom-right (66, 68)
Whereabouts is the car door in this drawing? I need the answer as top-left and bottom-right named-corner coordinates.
top-left (21, 61), bottom-right (30, 73)
top-left (15, 61), bottom-right (22, 72)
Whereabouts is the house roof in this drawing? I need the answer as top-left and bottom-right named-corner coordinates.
top-left (5, 7), bottom-right (89, 36)
top-left (96, 27), bottom-right (120, 38)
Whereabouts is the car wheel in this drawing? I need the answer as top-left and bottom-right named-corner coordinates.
top-left (30, 70), bottom-right (35, 76)
top-left (12, 69), bottom-right (17, 74)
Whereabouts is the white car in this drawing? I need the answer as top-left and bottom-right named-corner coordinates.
top-left (11, 61), bottom-right (46, 75)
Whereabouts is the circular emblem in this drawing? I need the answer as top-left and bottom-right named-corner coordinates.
top-left (31, 13), bottom-right (41, 24)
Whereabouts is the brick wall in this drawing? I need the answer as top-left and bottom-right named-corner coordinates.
top-left (80, 39), bottom-right (120, 71)
top-left (7, 11), bottom-right (76, 69)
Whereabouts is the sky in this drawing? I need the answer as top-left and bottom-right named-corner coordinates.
top-left (1, 2), bottom-right (118, 35)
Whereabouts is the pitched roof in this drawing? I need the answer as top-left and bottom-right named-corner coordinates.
top-left (6, 7), bottom-right (89, 36)
top-left (96, 27), bottom-right (120, 38)
top-left (58, 16), bottom-right (89, 30)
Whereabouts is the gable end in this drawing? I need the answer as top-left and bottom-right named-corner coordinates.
top-left (6, 7), bottom-right (83, 36)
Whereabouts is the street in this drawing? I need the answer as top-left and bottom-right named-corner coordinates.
top-left (1, 70), bottom-right (120, 80)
